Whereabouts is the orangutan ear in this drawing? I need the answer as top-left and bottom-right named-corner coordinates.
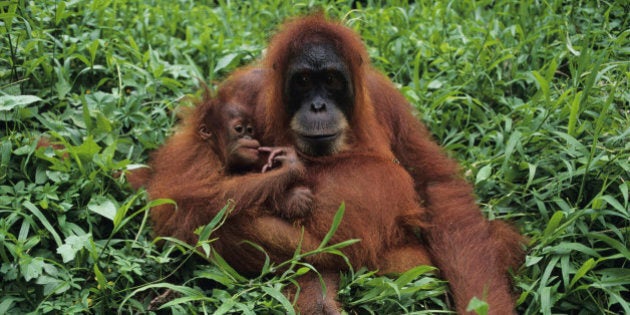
top-left (199, 124), bottom-right (212, 140)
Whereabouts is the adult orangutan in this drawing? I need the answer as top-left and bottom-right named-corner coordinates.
top-left (128, 76), bottom-right (431, 279)
top-left (245, 14), bottom-right (526, 314)
top-left (131, 13), bottom-right (524, 315)
top-left (127, 81), bottom-right (435, 315)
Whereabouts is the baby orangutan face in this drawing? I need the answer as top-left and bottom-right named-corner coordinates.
top-left (198, 102), bottom-right (261, 173)
top-left (222, 105), bottom-right (260, 172)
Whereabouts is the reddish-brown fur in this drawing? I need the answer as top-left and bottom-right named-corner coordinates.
top-left (251, 15), bottom-right (525, 314)
top-left (129, 71), bottom-right (434, 314)
top-left (366, 69), bottom-right (525, 314)
top-left (244, 150), bottom-right (435, 314)
top-left (131, 14), bottom-right (525, 315)
top-left (216, 151), bottom-right (435, 314)
top-left (129, 89), bottom-right (310, 247)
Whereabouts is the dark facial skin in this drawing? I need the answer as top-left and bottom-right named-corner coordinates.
top-left (223, 106), bottom-right (261, 172)
top-left (284, 43), bottom-right (354, 156)
top-left (199, 104), bottom-right (261, 173)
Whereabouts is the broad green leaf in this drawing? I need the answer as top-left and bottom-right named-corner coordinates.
top-left (466, 296), bottom-right (489, 315)
top-left (587, 233), bottom-right (630, 260)
top-left (261, 286), bottom-right (296, 315)
top-left (475, 164), bottom-right (492, 184)
top-left (0, 95), bottom-right (42, 111)
top-left (36, 275), bottom-right (70, 295)
top-left (194, 270), bottom-right (236, 287)
top-left (19, 256), bottom-right (44, 282)
top-left (56, 234), bottom-right (90, 263)
top-left (72, 136), bottom-right (102, 162)
top-left (542, 211), bottom-right (564, 239)
top-left (22, 201), bottom-right (62, 246)
top-left (213, 299), bottom-right (236, 315)
top-left (569, 258), bottom-right (596, 288)
top-left (214, 53), bottom-right (240, 73)
top-left (531, 70), bottom-right (549, 101)
top-left (394, 265), bottom-right (435, 287)
top-left (0, 297), bottom-right (22, 314)
top-left (88, 197), bottom-right (117, 221)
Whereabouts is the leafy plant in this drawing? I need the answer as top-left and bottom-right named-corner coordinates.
top-left (1, 0), bottom-right (628, 314)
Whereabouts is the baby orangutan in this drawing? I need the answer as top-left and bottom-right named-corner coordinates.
top-left (128, 95), bottom-right (315, 248)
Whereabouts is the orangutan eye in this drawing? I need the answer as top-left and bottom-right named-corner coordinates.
top-left (293, 73), bottom-right (311, 89)
top-left (234, 125), bottom-right (244, 133)
top-left (324, 72), bottom-right (344, 90)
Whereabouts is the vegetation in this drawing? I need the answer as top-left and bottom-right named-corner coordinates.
top-left (1, 0), bottom-right (628, 313)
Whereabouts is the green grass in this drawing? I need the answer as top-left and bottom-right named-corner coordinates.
top-left (1, 0), bottom-right (628, 314)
